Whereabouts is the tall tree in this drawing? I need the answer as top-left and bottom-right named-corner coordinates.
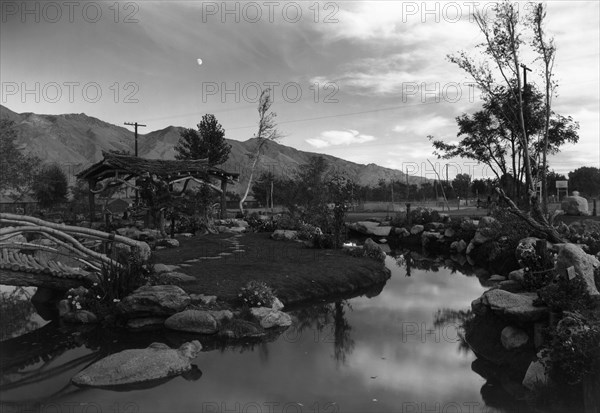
top-left (175, 114), bottom-right (231, 166)
top-left (32, 164), bottom-right (68, 209)
top-left (0, 119), bottom-right (41, 198)
top-left (239, 89), bottom-right (282, 215)
top-left (452, 173), bottom-right (472, 200)
top-left (568, 167), bottom-right (600, 198)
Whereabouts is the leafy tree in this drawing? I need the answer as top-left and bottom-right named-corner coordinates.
top-left (239, 89), bottom-right (282, 215)
top-left (32, 164), bottom-right (68, 209)
top-left (175, 114), bottom-right (231, 166)
top-left (452, 174), bottom-right (472, 200)
top-left (0, 119), bottom-right (41, 197)
top-left (471, 179), bottom-right (490, 198)
top-left (568, 167), bottom-right (600, 198)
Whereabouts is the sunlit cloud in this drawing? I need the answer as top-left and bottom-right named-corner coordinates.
top-left (306, 129), bottom-right (376, 148)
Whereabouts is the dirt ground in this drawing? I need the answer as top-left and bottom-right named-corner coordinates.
top-left (153, 232), bottom-right (390, 306)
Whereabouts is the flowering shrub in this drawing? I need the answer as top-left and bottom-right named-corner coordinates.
top-left (517, 243), bottom-right (558, 291)
top-left (238, 280), bottom-right (276, 307)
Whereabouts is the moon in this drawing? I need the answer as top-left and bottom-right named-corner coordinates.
top-left (197, 58), bottom-right (203, 66)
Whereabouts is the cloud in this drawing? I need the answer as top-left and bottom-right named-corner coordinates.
top-left (306, 129), bottom-right (376, 148)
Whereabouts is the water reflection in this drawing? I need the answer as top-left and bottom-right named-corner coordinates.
top-left (1, 256), bottom-right (497, 412)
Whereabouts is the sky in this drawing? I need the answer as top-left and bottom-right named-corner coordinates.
top-left (1, 0), bottom-right (599, 181)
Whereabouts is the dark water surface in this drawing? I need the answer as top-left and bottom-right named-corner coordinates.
top-left (1, 255), bottom-right (496, 413)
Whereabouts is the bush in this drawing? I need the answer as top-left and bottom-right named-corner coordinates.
top-left (517, 243), bottom-right (558, 291)
top-left (246, 214), bottom-right (277, 232)
top-left (545, 314), bottom-right (600, 385)
top-left (238, 280), bottom-right (276, 307)
top-left (311, 233), bottom-right (335, 249)
top-left (537, 274), bottom-right (594, 312)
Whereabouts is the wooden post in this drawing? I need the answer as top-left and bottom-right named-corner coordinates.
top-left (220, 180), bottom-right (227, 219)
top-left (406, 203), bottom-right (411, 227)
top-left (88, 179), bottom-right (95, 224)
top-left (535, 239), bottom-right (547, 266)
top-left (593, 199), bottom-right (597, 217)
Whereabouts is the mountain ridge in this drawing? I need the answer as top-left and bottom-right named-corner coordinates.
top-left (0, 105), bottom-right (427, 193)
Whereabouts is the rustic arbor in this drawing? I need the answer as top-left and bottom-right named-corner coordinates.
top-left (76, 152), bottom-right (239, 223)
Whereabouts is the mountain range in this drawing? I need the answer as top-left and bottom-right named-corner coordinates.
top-left (0, 105), bottom-right (426, 194)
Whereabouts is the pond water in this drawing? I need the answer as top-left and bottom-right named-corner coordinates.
top-left (1, 254), bottom-right (502, 413)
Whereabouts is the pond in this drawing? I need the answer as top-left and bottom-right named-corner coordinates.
top-left (1, 254), bottom-right (504, 413)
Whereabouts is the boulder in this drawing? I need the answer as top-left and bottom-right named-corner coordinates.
top-left (349, 221), bottom-right (391, 237)
top-left (455, 239), bottom-right (467, 254)
top-left (555, 243), bottom-right (600, 295)
top-left (425, 222), bottom-right (445, 231)
top-left (72, 341), bottom-right (202, 387)
top-left (218, 319), bottom-right (266, 339)
top-left (466, 241), bottom-right (476, 256)
top-left (270, 230), bottom-right (298, 241)
top-left (250, 307), bottom-right (292, 329)
top-left (156, 272), bottom-right (196, 284)
top-left (394, 227), bottom-right (410, 237)
top-left (117, 285), bottom-right (190, 318)
top-left (478, 216), bottom-right (498, 228)
top-left (471, 230), bottom-right (491, 246)
top-left (561, 192), bottom-right (589, 216)
top-left (489, 274), bottom-right (506, 282)
top-left (271, 297), bottom-right (284, 311)
top-left (63, 310), bottom-right (98, 324)
top-left (498, 280), bottom-right (524, 293)
top-left (500, 326), bottom-right (529, 350)
top-left (154, 263), bottom-right (180, 274)
top-left (410, 225), bottom-right (424, 235)
top-left (116, 226), bottom-right (143, 240)
top-left (421, 231), bottom-right (443, 248)
top-left (444, 228), bottom-right (456, 238)
top-left (234, 220), bottom-right (249, 227)
top-left (508, 268), bottom-right (525, 284)
top-left (363, 238), bottom-right (386, 262)
top-left (522, 351), bottom-right (551, 390)
top-left (190, 294), bottom-right (217, 305)
top-left (165, 310), bottom-right (219, 334)
top-left (482, 290), bottom-right (548, 323)
top-left (157, 238), bottom-right (180, 248)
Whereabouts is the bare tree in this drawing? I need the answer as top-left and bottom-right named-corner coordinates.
top-left (238, 89), bottom-right (282, 215)
top-left (530, 3), bottom-right (556, 213)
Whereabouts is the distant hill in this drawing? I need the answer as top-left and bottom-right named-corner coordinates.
top-left (0, 105), bottom-right (427, 193)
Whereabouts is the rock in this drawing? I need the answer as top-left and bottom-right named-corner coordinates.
top-left (379, 238), bottom-right (387, 244)
top-left (234, 220), bottom-right (249, 227)
top-left (165, 310), bottom-right (218, 334)
top-left (555, 243), bottom-right (600, 295)
top-left (58, 299), bottom-right (71, 316)
top-left (63, 310), bottom-right (98, 324)
top-left (500, 326), bottom-right (529, 350)
top-left (471, 296), bottom-right (488, 316)
top-left (209, 310), bottom-right (234, 324)
top-left (271, 297), bottom-right (284, 311)
top-left (394, 227), bottom-right (410, 237)
top-left (561, 192), bottom-right (589, 216)
top-left (154, 263), bottom-right (179, 274)
top-left (456, 239), bottom-right (467, 253)
top-left (116, 226), bottom-right (143, 240)
top-left (489, 274), bottom-right (506, 282)
top-left (157, 272), bottom-right (196, 284)
top-left (117, 285), bottom-right (190, 318)
top-left (498, 280), bottom-right (524, 293)
top-left (425, 222), bottom-right (445, 231)
top-left (134, 241), bottom-right (152, 262)
top-left (472, 230), bottom-right (490, 246)
top-left (363, 238), bottom-right (386, 261)
top-left (218, 319), bottom-right (266, 339)
top-left (190, 294), bottom-right (217, 305)
top-left (444, 228), bottom-right (456, 238)
top-left (349, 221), bottom-right (391, 237)
top-left (522, 351), bottom-right (551, 390)
top-left (508, 268), bottom-right (525, 284)
top-left (270, 230), bottom-right (298, 241)
top-left (126, 317), bottom-right (166, 329)
top-left (410, 225), bottom-right (424, 235)
top-left (483, 290), bottom-right (548, 323)
top-left (421, 231), bottom-right (443, 248)
top-left (478, 216), bottom-right (498, 228)
top-left (157, 238), bottom-right (180, 248)
top-left (466, 241), bottom-right (476, 256)
top-left (250, 307), bottom-right (292, 329)
top-left (72, 341), bottom-right (202, 387)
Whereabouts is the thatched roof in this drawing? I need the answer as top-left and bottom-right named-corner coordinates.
top-left (77, 152), bottom-right (239, 183)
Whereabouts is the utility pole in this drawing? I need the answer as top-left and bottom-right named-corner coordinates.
top-left (124, 122), bottom-right (146, 204)
top-left (405, 167), bottom-right (409, 200)
top-left (390, 179), bottom-right (394, 212)
top-left (124, 122), bottom-right (146, 157)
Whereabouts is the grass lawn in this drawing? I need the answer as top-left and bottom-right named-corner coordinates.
top-left (153, 232), bottom-right (390, 306)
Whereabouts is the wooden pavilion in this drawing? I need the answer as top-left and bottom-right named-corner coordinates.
top-left (76, 152), bottom-right (239, 222)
